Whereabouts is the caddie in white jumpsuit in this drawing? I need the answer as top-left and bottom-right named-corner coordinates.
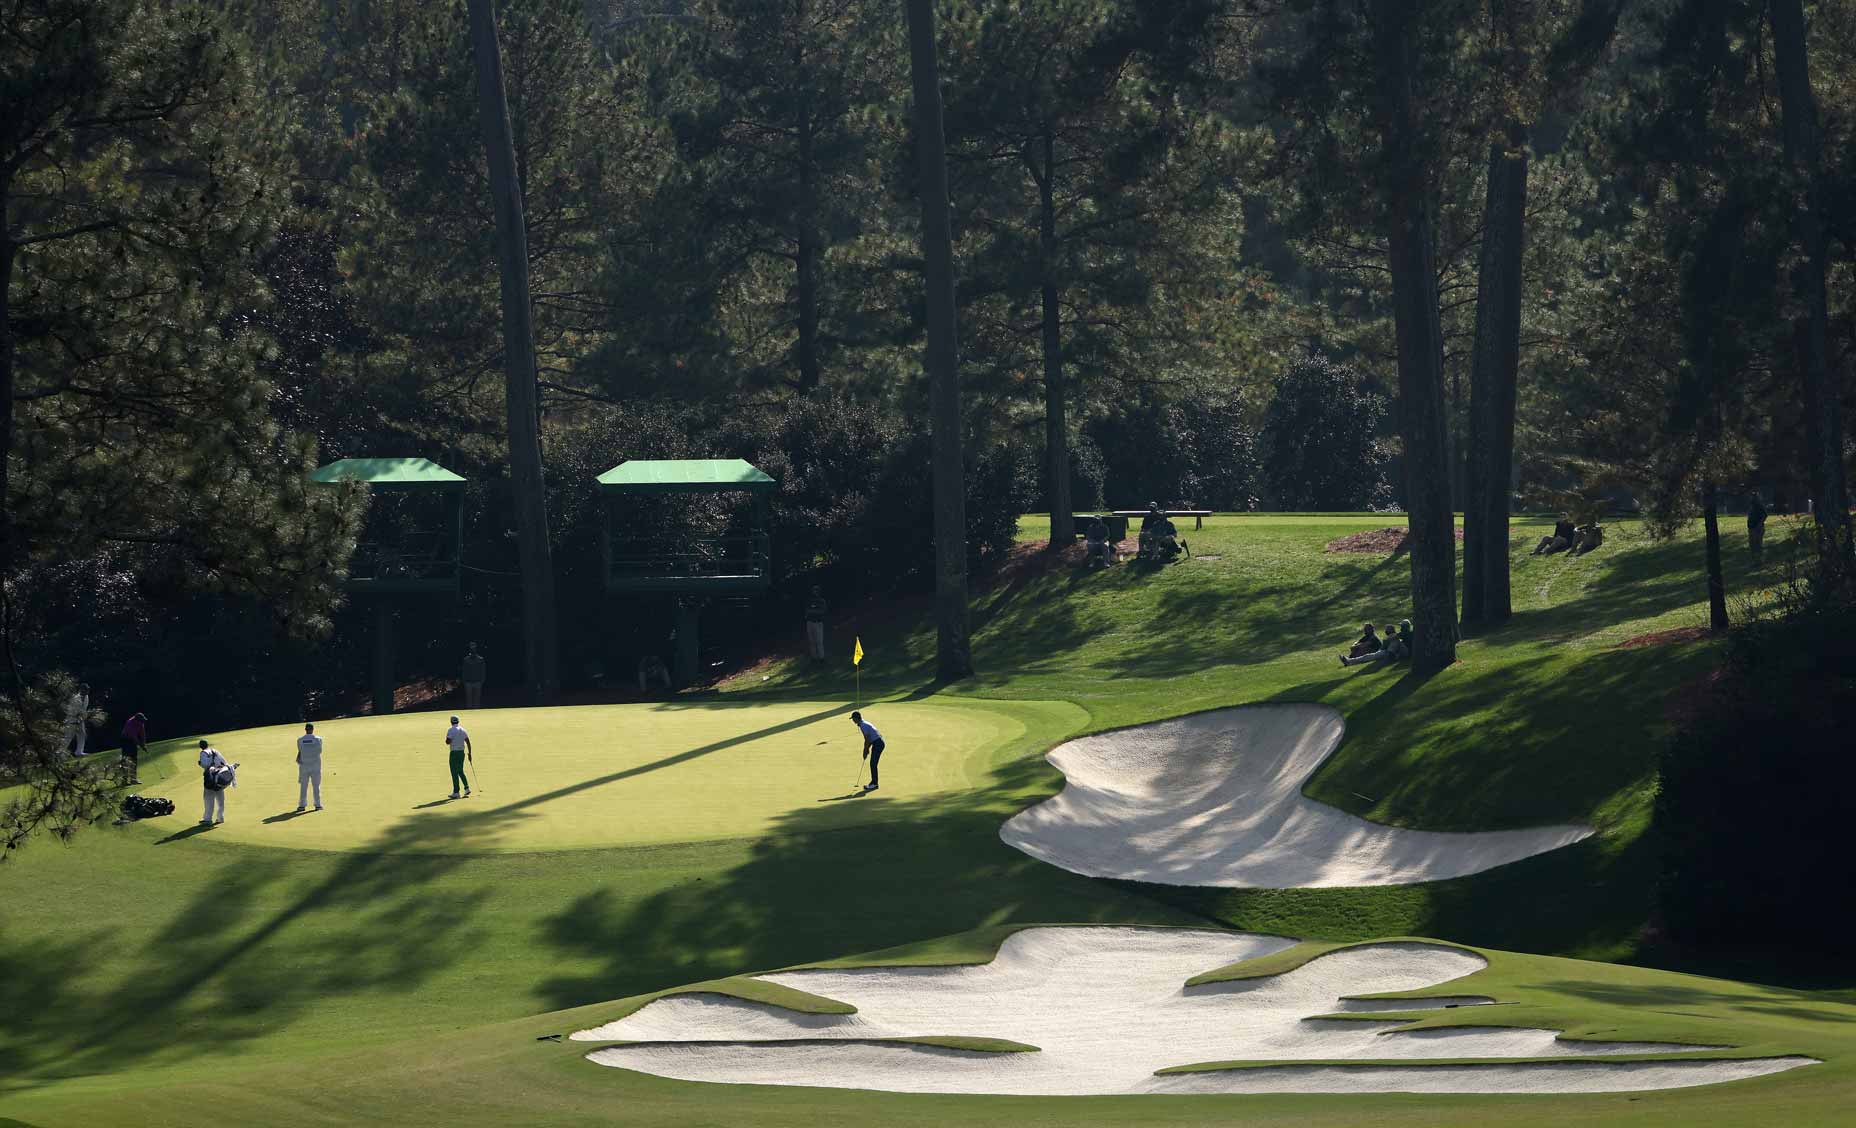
top-left (296, 721), bottom-right (324, 811)
top-left (198, 739), bottom-right (231, 824)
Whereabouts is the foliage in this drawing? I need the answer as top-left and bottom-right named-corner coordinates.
top-left (1258, 352), bottom-right (1390, 510)
top-left (1655, 576), bottom-right (1856, 953)
top-left (1, 0), bottom-right (362, 849)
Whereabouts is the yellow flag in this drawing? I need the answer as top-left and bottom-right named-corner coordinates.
top-left (852, 637), bottom-right (865, 666)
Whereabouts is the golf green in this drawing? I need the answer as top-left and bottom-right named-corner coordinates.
top-left (132, 698), bottom-right (1079, 852)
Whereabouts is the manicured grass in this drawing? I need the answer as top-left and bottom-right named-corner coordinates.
top-left (0, 513), bottom-right (1839, 1126)
top-left (744, 513), bottom-right (1798, 962)
top-left (127, 698), bottom-right (1071, 852)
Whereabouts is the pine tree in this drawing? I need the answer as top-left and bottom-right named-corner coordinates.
top-left (939, 0), bottom-right (1245, 547)
top-left (903, 0), bottom-right (972, 680)
top-left (2, 0), bottom-right (362, 850)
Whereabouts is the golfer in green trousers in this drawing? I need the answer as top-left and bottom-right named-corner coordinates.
top-left (444, 716), bottom-right (472, 799)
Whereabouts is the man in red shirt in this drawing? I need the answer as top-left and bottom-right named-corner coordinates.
top-left (120, 712), bottom-right (148, 785)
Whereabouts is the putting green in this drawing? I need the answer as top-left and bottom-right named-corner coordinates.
top-left (132, 698), bottom-right (1079, 853)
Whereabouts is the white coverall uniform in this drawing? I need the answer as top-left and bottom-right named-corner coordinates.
top-left (199, 747), bottom-right (231, 823)
top-left (64, 692), bottom-right (89, 756)
top-left (296, 733), bottom-right (324, 809)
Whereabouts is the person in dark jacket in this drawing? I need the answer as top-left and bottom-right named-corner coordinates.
top-left (1084, 515), bottom-right (1113, 567)
top-left (1747, 495), bottom-right (1768, 559)
top-left (119, 712), bottom-right (147, 785)
top-left (462, 644), bottom-right (486, 708)
top-left (1533, 517), bottom-right (1576, 555)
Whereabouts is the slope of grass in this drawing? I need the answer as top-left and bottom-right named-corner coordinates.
top-left (0, 513), bottom-right (1837, 1127)
top-left (735, 514), bottom-right (1800, 962)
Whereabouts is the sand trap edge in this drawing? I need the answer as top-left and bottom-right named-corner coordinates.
top-left (1188, 937), bottom-right (1489, 988)
top-left (1001, 703), bottom-right (1598, 889)
top-left (568, 983), bottom-right (856, 1042)
top-left (571, 924), bottom-right (1271, 1042)
top-left (1146, 1054), bottom-right (1823, 1095)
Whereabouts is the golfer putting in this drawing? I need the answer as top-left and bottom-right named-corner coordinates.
top-left (443, 715), bottom-right (473, 799)
top-left (852, 711), bottom-right (884, 792)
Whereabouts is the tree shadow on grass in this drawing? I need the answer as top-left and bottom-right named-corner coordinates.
top-left (1536, 975), bottom-right (1856, 1023)
top-left (0, 697), bottom-right (977, 1091)
top-left (527, 750), bottom-right (1191, 1012)
top-left (1299, 645), bottom-right (1716, 833)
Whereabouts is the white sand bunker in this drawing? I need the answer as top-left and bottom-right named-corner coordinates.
top-left (579, 927), bottom-right (1814, 1096)
top-left (1000, 704), bottom-right (1596, 887)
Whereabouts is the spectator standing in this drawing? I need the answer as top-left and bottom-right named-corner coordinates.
top-left (638, 654), bottom-right (671, 692)
top-left (63, 683), bottom-right (91, 757)
top-left (295, 722), bottom-right (324, 811)
top-left (804, 587), bottom-right (828, 660)
top-left (462, 644), bottom-right (487, 708)
top-left (1747, 495), bottom-right (1768, 559)
top-left (119, 712), bottom-right (148, 785)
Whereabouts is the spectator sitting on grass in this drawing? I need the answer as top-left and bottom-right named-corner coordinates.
top-left (1532, 517), bottom-right (1576, 555)
top-left (1347, 623), bottom-right (1382, 659)
top-left (1572, 524), bottom-right (1605, 556)
top-left (1342, 620), bottom-right (1411, 668)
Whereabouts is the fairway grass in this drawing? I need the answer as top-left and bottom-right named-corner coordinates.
top-left (3, 513), bottom-right (1846, 1126)
top-left (126, 698), bottom-right (1073, 852)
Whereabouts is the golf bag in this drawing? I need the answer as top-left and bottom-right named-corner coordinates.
top-left (203, 763), bottom-right (234, 791)
top-left (120, 794), bottom-right (176, 820)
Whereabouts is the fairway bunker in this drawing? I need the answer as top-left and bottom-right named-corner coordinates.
top-left (999, 704), bottom-right (1595, 887)
top-left (577, 927), bottom-right (1815, 1095)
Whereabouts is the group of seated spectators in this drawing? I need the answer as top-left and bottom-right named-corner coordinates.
top-left (1340, 620), bottom-right (1413, 668)
top-left (1138, 503), bottom-right (1187, 563)
top-left (1531, 517), bottom-right (1604, 557)
top-left (1080, 503), bottom-right (1190, 567)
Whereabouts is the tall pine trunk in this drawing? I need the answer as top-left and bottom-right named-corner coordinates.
top-left (1702, 479), bottom-right (1728, 632)
top-left (1768, 0), bottom-right (1849, 575)
top-left (795, 99), bottom-right (822, 394)
top-left (0, 231), bottom-right (19, 708)
top-left (0, 233), bottom-right (14, 577)
top-left (1374, 0), bottom-right (1457, 674)
top-left (1039, 124), bottom-right (1072, 548)
top-left (468, 0), bottom-right (559, 703)
top-left (903, 0), bottom-right (971, 680)
top-left (1462, 126), bottom-right (1527, 627)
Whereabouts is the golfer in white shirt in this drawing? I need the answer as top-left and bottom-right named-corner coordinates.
top-left (443, 716), bottom-right (472, 799)
top-left (198, 739), bottom-right (234, 825)
top-left (296, 722), bottom-right (324, 811)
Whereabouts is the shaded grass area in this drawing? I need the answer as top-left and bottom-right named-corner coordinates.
top-left (0, 514), bottom-right (1835, 1126)
top-left (11, 924), bottom-right (1849, 1128)
top-left (0, 708), bottom-right (1193, 1099)
top-left (735, 516), bottom-right (1788, 971)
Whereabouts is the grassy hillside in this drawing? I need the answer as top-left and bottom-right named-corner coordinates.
top-left (744, 515), bottom-right (1795, 961)
top-left (2, 513), bottom-right (1838, 1126)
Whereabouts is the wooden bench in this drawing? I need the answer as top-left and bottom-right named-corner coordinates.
top-left (1113, 509), bottom-right (1213, 531)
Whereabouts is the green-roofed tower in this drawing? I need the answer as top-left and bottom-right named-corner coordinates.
top-left (312, 457), bottom-right (467, 714)
top-left (597, 458), bottom-right (778, 685)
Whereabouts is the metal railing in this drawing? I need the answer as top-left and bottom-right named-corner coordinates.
top-left (607, 533), bottom-right (770, 581)
top-left (349, 532), bottom-right (458, 582)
